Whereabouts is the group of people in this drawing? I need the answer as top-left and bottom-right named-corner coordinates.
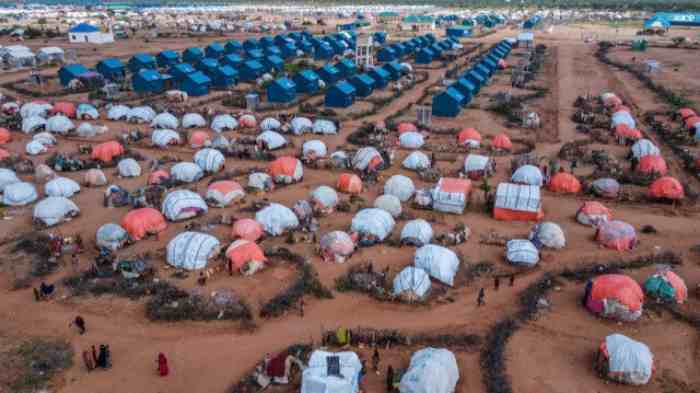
top-left (81, 344), bottom-right (111, 372)
top-left (477, 274), bottom-right (516, 307)
top-left (359, 347), bottom-right (397, 392)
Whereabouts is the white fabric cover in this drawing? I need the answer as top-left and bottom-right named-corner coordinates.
top-left (194, 148), bottom-right (225, 173)
top-left (26, 140), bottom-right (48, 155)
top-left (374, 194), bottom-right (402, 218)
top-left (128, 106), bottom-right (156, 123)
top-left (152, 129), bottom-right (181, 147)
top-left (350, 208), bottom-right (395, 241)
top-left (312, 119), bottom-right (337, 135)
top-left (260, 117), bottom-right (281, 131)
top-left (151, 112), bottom-right (179, 129)
top-left (182, 113), bottom-right (207, 128)
top-left (495, 183), bottom-right (541, 212)
top-left (161, 190), bottom-right (208, 221)
top-left (319, 231), bottom-right (355, 263)
top-left (212, 134), bottom-right (230, 148)
top-left (604, 334), bottom-right (654, 386)
top-left (464, 154), bottom-right (489, 172)
top-left (117, 158), bottom-right (141, 177)
top-left (303, 140), bottom-right (328, 159)
top-left (611, 111), bottom-right (636, 130)
top-left (257, 130), bottom-right (287, 150)
top-left (170, 162), bottom-right (204, 183)
top-left (33, 132), bottom-right (56, 146)
top-left (311, 185), bottom-right (338, 209)
top-left (399, 348), bottom-right (459, 393)
top-left (301, 351), bottom-right (361, 393)
top-left (403, 151), bottom-right (431, 171)
top-left (77, 123), bottom-right (97, 137)
top-left (46, 115), bottom-right (75, 134)
top-left (431, 178), bottom-right (470, 214)
top-left (511, 164), bottom-right (543, 186)
top-left (3, 182), bottom-right (38, 206)
top-left (393, 266), bottom-right (431, 299)
top-left (290, 117), bottom-right (313, 135)
top-left (529, 222), bottom-right (565, 249)
top-left (255, 203), bottom-right (299, 236)
top-left (96, 223), bottom-right (128, 251)
top-left (107, 105), bottom-right (130, 120)
top-left (76, 104), bottom-right (99, 120)
top-left (45, 177), bottom-right (80, 198)
top-left (211, 114), bottom-right (238, 132)
top-left (248, 172), bottom-right (273, 191)
top-left (400, 219), bottom-right (433, 247)
top-left (0, 168), bottom-right (20, 192)
top-left (206, 184), bottom-right (244, 207)
top-left (631, 139), bottom-right (660, 159)
top-left (506, 239), bottom-right (539, 266)
top-left (33, 196), bottom-right (79, 226)
top-left (166, 231), bottom-right (220, 271)
top-left (20, 102), bottom-right (52, 119)
top-left (352, 147), bottom-right (382, 171)
top-left (84, 169), bottom-right (107, 186)
top-left (399, 132), bottom-right (425, 149)
top-left (22, 116), bottom-right (46, 133)
top-left (384, 175), bottom-right (415, 202)
top-left (331, 151), bottom-right (349, 168)
top-left (414, 244), bottom-right (459, 286)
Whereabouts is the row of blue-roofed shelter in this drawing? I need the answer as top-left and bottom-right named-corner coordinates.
top-left (377, 33), bottom-right (437, 63)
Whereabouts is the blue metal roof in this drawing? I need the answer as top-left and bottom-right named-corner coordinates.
top-left (274, 77), bottom-right (296, 90)
top-left (217, 65), bottom-right (238, 77)
top-left (69, 23), bottom-right (99, 33)
top-left (138, 69), bottom-right (161, 81)
top-left (334, 81), bottom-right (356, 95)
top-left (186, 71), bottom-right (211, 85)
top-left (172, 63), bottom-right (195, 74)
top-left (243, 60), bottom-right (263, 70)
top-left (98, 58), bottom-right (123, 70)
top-left (297, 69), bottom-right (319, 81)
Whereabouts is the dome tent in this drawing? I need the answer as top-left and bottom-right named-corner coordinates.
top-left (350, 208), bottom-right (395, 246)
top-left (190, 131), bottom-right (212, 148)
top-left (511, 165), bottom-right (543, 186)
top-left (548, 172), bottom-right (581, 193)
top-left (211, 114), bottom-right (238, 132)
top-left (331, 151), bottom-right (349, 169)
top-left (506, 239), bottom-right (539, 266)
top-left (400, 219), bottom-right (433, 247)
top-left (260, 117), bottom-right (281, 131)
top-left (631, 139), bottom-right (660, 159)
top-left (310, 185), bottom-right (338, 214)
top-left (637, 155), bottom-right (668, 176)
top-left (33, 132), bottom-right (56, 146)
top-left (26, 140), bottom-right (48, 155)
top-left (302, 140), bottom-right (327, 161)
top-left (161, 190), bottom-right (208, 221)
top-left (257, 130), bottom-right (288, 150)
top-left (384, 174), bottom-right (415, 202)
top-left (96, 223), bottom-right (129, 251)
top-left (290, 117), bottom-right (312, 135)
top-left (399, 348), bottom-right (459, 393)
top-left (0, 168), bottom-right (20, 192)
top-left (584, 274), bottom-right (644, 321)
top-left (268, 156), bottom-right (303, 184)
top-left (374, 194), bottom-right (402, 218)
top-left (33, 196), bottom-right (79, 226)
top-left (121, 208), bottom-right (167, 240)
top-left (22, 116), bottom-right (47, 133)
top-left (528, 222), bottom-right (565, 249)
top-left (77, 123), bottom-right (98, 137)
top-left (577, 201), bottom-right (612, 226)
top-left (151, 112), bottom-right (179, 129)
top-left (399, 132), bottom-right (425, 149)
top-left (352, 146), bottom-right (384, 172)
top-left (597, 334), bottom-right (654, 386)
top-left (107, 105), bottom-right (130, 120)
top-left (403, 151), bottom-right (431, 171)
top-left (151, 129), bottom-right (181, 147)
top-left (3, 182), bottom-right (38, 206)
top-left (596, 220), bottom-right (637, 251)
top-left (301, 351), bottom-right (361, 393)
top-left (91, 141), bottom-right (124, 163)
top-left (194, 148), bottom-right (225, 173)
top-left (182, 113), bottom-right (207, 128)
top-left (591, 178), bottom-right (620, 198)
top-left (256, 203), bottom-right (299, 236)
top-left (117, 158), bottom-right (141, 178)
top-left (45, 177), bottom-right (80, 198)
top-left (34, 164), bottom-right (55, 183)
top-left (319, 231), bottom-right (355, 263)
top-left (457, 127), bottom-right (481, 147)
top-left (414, 244), bottom-right (460, 286)
top-left (648, 176), bottom-right (684, 200)
top-left (211, 134), bottom-right (229, 149)
top-left (337, 173), bottom-right (362, 194)
top-left (393, 266), bottom-right (431, 301)
top-left (248, 172), bottom-right (274, 192)
top-left (148, 170), bottom-right (170, 186)
top-left (21, 102), bottom-right (52, 119)
top-left (170, 162), bottom-right (204, 183)
top-left (312, 119), bottom-right (337, 135)
top-left (206, 181), bottom-right (245, 207)
top-left (166, 232), bottom-right (221, 271)
top-left (226, 239), bottom-right (267, 275)
top-left (643, 268), bottom-right (687, 304)
top-left (128, 106), bottom-right (156, 123)
top-left (46, 115), bottom-right (75, 134)
top-left (239, 114), bottom-right (256, 128)
top-left (232, 218), bottom-right (264, 242)
top-left (76, 103), bottom-right (99, 120)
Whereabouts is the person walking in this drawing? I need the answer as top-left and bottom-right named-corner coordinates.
top-left (92, 345), bottom-right (98, 366)
top-left (299, 298), bottom-right (305, 318)
top-left (157, 353), bottom-right (169, 377)
top-left (386, 365), bottom-right (395, 392)
top-left (82, 349), bottom-right (95, 371)
top-left (71, 254), bottom-right (80, 272)
top-left (510, 274), bottom-right (515, 287)
top-left (71, 316), bottom-right (86, 335)
top-left (494, 277), bottom-right (500, 291)
top-left (372, 348), bottom-right (381, 375)
top-left (477, 288), bottom-right (485, 306)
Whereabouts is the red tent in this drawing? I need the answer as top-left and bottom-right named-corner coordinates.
top-left (0, 128), bottom-right (11, 144)
top-left (121, 208), bottom-right (167, 240)
top-left (492, 133), bottom-right (512, 151)
top-left (397, 122), bottom-right (418, 134)
top-left (189, 131), bottom-right (211, 148)
top-left (231, 218), bottom-right (263, 241)
top-left (548, 172), bottom-right (581, 193)
top-left (614, 124), bottom-right (642, 141)
top-left (457, 128), bottom-right (482, 146)
top-left (648, 176), bottom-right (684, 200)
top-left (677, 108), bottom-right (696, 121)
top-left (585, 274), bottom-right (644, 321)
top-left (337, 173), bottom-right (363, 194)
top-left (51, 101), bottom-right (76, 118)
top-left (91, 141), bottom-right (125, 163)
top-left (637, 155), bottom-right (668, 176)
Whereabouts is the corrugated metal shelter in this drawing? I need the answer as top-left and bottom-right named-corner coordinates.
top-left (132, 69), bottom-right (164, 94)
top-left (169, 63), bottom-right (196, 81)
top-left (263, 55), bottom-right (284, 73)
top-left (58, 63), bottom-right (88, 86)
top-left (205, 43), bottom-right (225, 59)
top-left (128, 53), bottom-right (156, 74)
top-left (239, 60), bottom-right (264, 81)
top-left (182, 47), bottom-right (204, 65)
top-left (225, 40), bottom-right (243, 54)
top-left (349, 73), bottom-right (375, 97)
top-left (432, 87), bottom-right (464, 117)
top-left (210, 65), bottom-right (238, 88)
top-left (368, 67), bottom-right (390, 89)
top-left (179, 71), bottom-right (211, 97)
top-left (293, 70), bottom-right (320, 94)
top-left (335, 59), bottom-right (358, 79)
top-left (96, 58), bottom-right (125, 81)
top-left (325, 81), bottom-right (356, 108)
top-left (318, 64), bottom-right (341, 85)
top-left (157, 50), bottom-right (179, 68)
top-left (267, 77), bottom-right (297, 103)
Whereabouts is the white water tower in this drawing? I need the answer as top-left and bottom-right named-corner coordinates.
top-left (355, 35), bottom-right (374, 70)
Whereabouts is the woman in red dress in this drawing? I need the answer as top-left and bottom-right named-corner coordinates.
top-left (157, 353), bottom-right (169, 377)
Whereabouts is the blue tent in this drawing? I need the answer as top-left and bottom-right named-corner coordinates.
top-left (446, 26), bottom-right (471, 38)
top-left (368, 67), bottom-right (390, 89)
top-left (246, 49), bottom-right (264, 60)
top-left (298, 40), bottom-right (313, 54)
top-left (336, 59), bottom-right (358, 79)
top-left (225, 40), bottom-right (243, 54)
top-left (132, 69), bottom-right (164, 94)
top-left (95, 58), bottom-right (125, 82)
top-left (264, 46), bottom-right (282, 57)
top-left (68, 22), bottom-right (99, 34)
top-left (416, 47), bottom-right (435, 64)
top-left (425, 33), bottom-right (437, 43)
top-left (317, 64), bottom-right (341, 85)
top-left (239, 60), bottom-right (264, 81)
top-left (328, 38), bottom-right (348, 55)
top-left (243, 38), bottom-right (259, 51)
top-left (325, 80), bottom-right (356, 108)
top-left (169, 63), bottom-right (196, 81)
top-left (314, 43), bottom-right (334, 60)
top-left (348, 73), bottom-right (375, 97)
top-left (280, 43), bottom-right (298, 59)
top-left (259, 36), bottom-right (275, 48)
top-left (179, 71), bottom-right (211, 97)
top-left (196, 58), bottom-right (220, 75)
top-left (289, 32), bottom-right (303, 42)
top-left (391, 43), bottom-right (406, 58)
top-left (474, 63), bottom-right (491, 80)
top-left (182, 47), bottom-right (204, 65)
top-left (274, 34), bottom-right (289, 46)
top-left (491, 47), bottom-right (506, 59)
top-left (373, 32), bottom-right (387, 44)
top-left (267, 77), bottom-right (297, 103)
top-left (465, 70), bottom-right (485, 92)
top-left (437, 40), bottom-right (451, 51)
top-left (264, 55), bottom-right (284, 73)
top-left (403, 41), bottom-right (417, 55)
top-left (128, 53), bottom-right (156, 73)
top-left (293, 70), bottom-right (320, 94)
top-left (447, 83), bottom-right (471, 106)
top-left (221, 54), bottom-right (243, 69)
top-left (210, 65), bottom-right (238, 88)
top-left (453, 77), bottom-right (476, 103)
top-left (382, 61), bottom-right (402, 81)
top-left (157, 50), bottom-right (180, 68)
top-left (58, 64), bottom-right (88, 86)
top-left (205, 43), bottom-right (225, 59)
top-left (377, 47), bottom-right (397, 62)
top-left (432, 87), bottom-right (464, 117)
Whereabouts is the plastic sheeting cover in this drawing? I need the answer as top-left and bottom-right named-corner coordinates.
top-left (311, 185), bottom-right (338, 209)
top-left (182, 113), bottom-right (207, 128)
top-left (605, 334), bottom-right (654, 385)
top-left (302, 140), bottom-right (328, 159)
top-left (248, 172), bottom-right (273, 191)
top-left (631, 139), bottom-right (660, 159)
top-left (393, 266), bottom-right (431, 299)
top-left (166, 231), bottom-right (220, 270)
top-left (403, 151), bottom-right (431, 171)
top-left (151, 129), bottom-right (181, 147)
top-left (291, 117), bottom-right (312, 135)
top-left (400, 219), bottom-right (433, 247)
top-left (350, 208), bottom-right (395, 241)
top-left (511, 165), bottom-right (543, 186)
top-left (211, 114), bottom-right (238, 132)
top-left (528, 222), bottom-right (565, 249)
top-left (96, 223), bottom-right (128, 251)
top-left (45, 177), bottom-right (80, 198)
top-left (151, 112), bottom-right (179, 129)
top-left (22, 116), bottom-right (46, 133)
top-left (257, 130), bottom-right (287, 150)
top-left (128, 106), bottom-right (156, 123)
top-left (399, 348), bottom-right (459, 393)
top-left (256, 203), bottom-right (299, 236)
top-left (161, 190), bottom-right (208, 221)
top-left (301, 351), bottom-right (361, 393)
top-left (464, 154), bottom-right (489, 172)
top-left (33, 196), bottom-right (79, 226)
top-left (399, 132), bottom-right (425, 149)
top-left (260, 117), bottom-right (281, 131)
top-left (171, 162), bottom-right (204, 183)
top-left (0, 168), bottom-right (20, 192)
top-left (384, 175), bottom-right (415, 202)
top-left (414, 244), bottom-right (459, 286)
top-left (3, 182), bottom-right (38, 206)
top-left (352, 146), bottom-right (382, 171)
top-left (117, 158), bottom-right (142, 177)
top-left (194, 148), bottom-right (225, 173)
top-left (374, 194), bottom-right (402, 218)
top-left (506, 239), bottom-right (539, 266)
top-left (46, 115), bottom-right (75, 134)
top-left (107, 105), bottom-right (130, 120)
top-left (313, 119), bottom-right (337, 135)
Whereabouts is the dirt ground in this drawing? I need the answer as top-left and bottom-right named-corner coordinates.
top-left (0, 23), bottom-right (699, 393)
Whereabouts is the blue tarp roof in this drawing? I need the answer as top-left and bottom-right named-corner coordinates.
top-left (132, 53), bottom-right (155, 63)
top-left (273, 77), bottom-right (296, 90)
top-left (217, 65), bottom-right (238, 77)
top-left (186, 71), bottom-right (211, 85)
top-left (61, 63), bottom-right (88, 75)
top-left (138, 69), bottom-right (161, 81)
top-left (69, 23), bottom-right (99, 33)
top-left (297, 69), bottom-right (319, 81)
top-left (351, 73), bottom-right (374, 86)
top-left (172, 63), bottom-right (195, 73)
top-left (98, 58), bottom-right (123, 69)
top-left (243, 60), bottom-right (263, 70)
top-left (159, 50), bottom-right (178, 59)
top-left (334, 81), bottom-right (356, 95)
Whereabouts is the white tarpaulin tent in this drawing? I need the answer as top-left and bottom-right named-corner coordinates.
top-left (257, 130), bottom-right (287, 150)
top-left (96, 223), bottom-right (129, 251)
top-left (511, 164), bottom-right (543, 186)
top-left (400, 219), bottom-right (433, 247)
top-left (352, 147), bottom-right (382, 171)
top-left (194, 148), bottom-right (225, 173)
top-left (631, 139), bottom-right (660, 159)
top-left (301, 351), bottom-right (361, 393)
top-left (374, 194), bottom-right (402, 218)
top-left (403, 151), bottom-right (431, 171)
top-left (0, 168), bottom-right (20, 192)
top-left (291, 117), bottom-right (312, 135)
top-left (350, 208), bottom-right (395, 242)
top-left (495, 183), bottom-right (541, 214)
top-left (166, 231), bottom-right (221, 270)
top-left (603, 334), bottom-right (654, 385)
top-left (128, 106), bottom-right (156, 123)
top-left (399, 132), bottom-right (425, 149)
top-left (393, 266), bottom-right (431, 299)
top-left (182, 113), bottom-right (207, 128)
top-left (22, 116), bottom-right (46, 133)
top-left (46, 115), bottom-right (75, 134)
top-left (108, 105), bottom-right (130, 120)
top-left (399, 348), bottom-right (459, 393)
top-left (255, 203), bottom-right (299, 236)
top-left (161, 190), bottom-right (208, 221)
top-left (260, 117), bottom-right (281, 131)
top-left (384, 175), bottom-right (415, 202)
top-left (117, 158), bottom-right (142, 177)
top-left (248, 172), bottom-right (274, 191)
top-left (312, 119), bottom-right (337, 135)
top-left (170, 162), bottom-right (204, 183)
top-left (26, 140), bottom-right (48, 155)
top-left (33, 196), bottom-right (79, 226)
top-left (45, 177), bottom-right (81, 198)
top-left (414, 245), bottom-right (459, 286)
top-left (529, 222), bottom-right (565, 249)
top-left (20, 102), bottom-right (52, 119)
top-left (151, 112), bottom-right (179, 129)
top-left (3, 182), bottom-right (38, 206)
top-left (302, 140), bottom-right (328, 160)
top-left (506, 239), bottom-right (539, 266)
top-left (211, 114), bottom-right (238, 132)
top-left (152, 129), bottom-right (181, 147)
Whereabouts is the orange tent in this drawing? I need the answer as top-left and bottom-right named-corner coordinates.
top-left (207, 180), bottom-right (244, 205)
top-left (576, 201), bottom-right (612, 224)
top-left (614, 124), bottom-right (642, 140)
top-left (397, 122), bottom-right (417, 134)
top-left (0, 148), bottom-right (9, 160)
top-left (148, 170), bottom-right (170, 185)
top-left (337, 173), bottom-right (363, 194)
top-left (268, 156), bottom-right (302, 180)
top-left (189, 131), bottom-right (210, 148)
top-left (492, 133), bottom-right (512, 151)
top-left (51, 101), bottom-right (76, 118)
top-left (226, 240), bottom-right (266, 272)
top-left (649, 176), bottom-right (684, 200)
top-left (91, 141), bottom-right (125, 163)
top-left (239, 114), bottom-right (257, 128)
top-left (457, 128), bottom-right (482, 145)
top-left (585, 274), bottom-right (644, 318)
top-left (121, 208), bottom-right (167, 240)
top-left (684, 116), bottom-right (700, 129)
top-left (678, 108), bottom-right (696, 120)
top-left (0, 128), bottom-right (11, 144)
top-left (637, 155), bottom-right (668, 176)
top-left (549, 172), bottom-right (581, 193)
top-left (231, 218), bottom-right (264, 241)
